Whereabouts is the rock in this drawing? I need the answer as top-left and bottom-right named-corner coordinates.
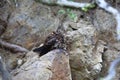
top-left (12, 49), bottom-right (72, 80)
top-left (93, 9), bottom-right (116, 42)
top-left (0, 49), bottom-right (25, 70)
top-left (0, 0), bottom-right (12, 20)
top-left (1, 0), bottom-right (59, 49)
top-left (0, 0), bottom-right (120, 80)
top-left (93, 9), bottom-right (116, 31)
top-left (65, 20), bottom-right (103, 80)
top-left (112, 42), bottom-right (120, 50)
top-left (100, 49), bottom-right (120, 80)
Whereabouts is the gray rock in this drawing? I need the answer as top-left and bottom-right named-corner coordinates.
top-left (93, 9), bottom-right (116, 42)
top-left (101, 49), bottom-right (120, 80)
top-left (12, 49), bottom-right (72, 80)
top-left (2, 0), bottom-right (59, 49)
top-left (93, 9), bottom-right (116, 31)
top-left (65, 20), bottom-right (103, 80)
top-left (1, 0), bottom-right (120, 80)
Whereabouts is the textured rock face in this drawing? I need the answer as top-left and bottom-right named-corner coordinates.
top-left (93, 9), bottom-right (116, 42)
top-left (100, 44), bottom-right (120, 80)
top-left (12, 49), bottom-right (71, 80)
top-left (94, 9), bottom-right (116, 31)
top-left (1, 0), bottom-right (59, 49)
top-left (1, 0), bottom-right (120, 80)
top-left (0, 0), bottom-right (11, 20)
top-left (65, 20), bottom-right (103, 80)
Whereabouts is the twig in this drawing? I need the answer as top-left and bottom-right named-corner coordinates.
top-left (39, 0), bottom-right (92, 8)
top-left (0, 39), bottom-right (29, 53)
top-left (57, 0), bottom-right (91, 8)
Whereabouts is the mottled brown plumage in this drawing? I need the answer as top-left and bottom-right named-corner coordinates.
top-left (33, 31), bottom-right (65, 56)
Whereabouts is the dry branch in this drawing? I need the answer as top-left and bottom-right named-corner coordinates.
top-left (0, 39), bottom-right (29, 53)
top-left (38, 0), bottom-right (91, 8)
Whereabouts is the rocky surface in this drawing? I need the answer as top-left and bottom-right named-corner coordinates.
top-left (0, 0), bottom-right (120, 80)
top-left (93, 9), bottom-right (116, 42)
top-left (99, 43), bottom-right (120, 80)
top-left (1, 0), bottom-right (59, 49)
top-left (12, 49), bottom-right (71, 80)
top-left (64, 20), bottom-right (103, 80)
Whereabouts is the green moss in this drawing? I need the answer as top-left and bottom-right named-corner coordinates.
top-left (58, 8), bottom-right (77, 22)
top-left (81, 3), bottom-right (96, 12)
